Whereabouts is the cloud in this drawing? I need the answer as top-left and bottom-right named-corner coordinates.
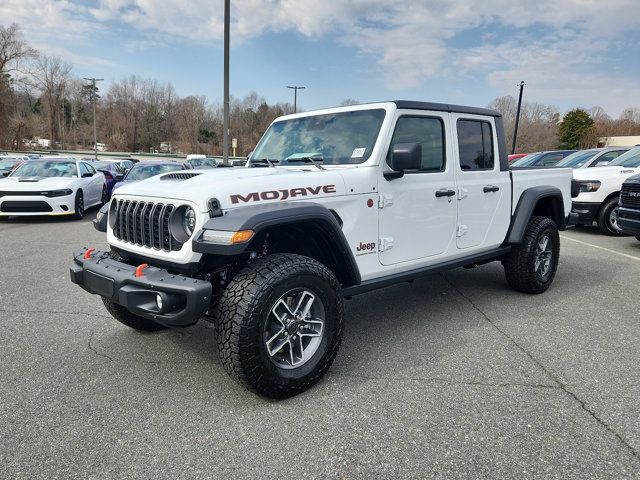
top-left (1, 0), bottom-right (639, 113)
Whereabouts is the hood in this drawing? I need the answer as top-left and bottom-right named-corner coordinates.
top-left (0, 176), bottom-right (75, 191)
top-left (112, 166), bottom-right (349, 211)
top-left (573, 165), bottom-right (640, 181)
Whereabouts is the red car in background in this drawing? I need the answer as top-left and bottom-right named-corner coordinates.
top-left (508, 153), bottom-right (528, 162)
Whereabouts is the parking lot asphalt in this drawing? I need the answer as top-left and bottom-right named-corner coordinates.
top-left (1, 213), bottom-right (639, 479)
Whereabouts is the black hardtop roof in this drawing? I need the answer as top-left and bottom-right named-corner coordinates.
top-left (393, 100), bottom-right (501, 118)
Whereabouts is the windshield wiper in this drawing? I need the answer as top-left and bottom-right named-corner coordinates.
top-left (286, 156), bottom-right (325, 170)
top-left (249, 158), bottom-right (280, 168)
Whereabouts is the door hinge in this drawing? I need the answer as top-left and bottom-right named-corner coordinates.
top-left (379, 237), bottom-right (394, 251)
top-left (456, 225), bottom-right (468, 237)
top-left (458, 188), bottom-right (468, 200)
top-left (378, 194), bottom-right (393, 209)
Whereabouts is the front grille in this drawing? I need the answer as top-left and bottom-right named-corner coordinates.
top-left (160, 172), bottom-right (201, 180)
top-left (1, 201), bottom-right (53, 212)
top-left (111, 199), bottom-right (182, 251)
top-left (620, 184), bottom-right (640, 207)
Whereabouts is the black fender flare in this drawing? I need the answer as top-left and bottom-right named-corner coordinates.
top-left (192, 202), bottom-right (361, 286)
top-left (505, 186), bottom-right (565, 245)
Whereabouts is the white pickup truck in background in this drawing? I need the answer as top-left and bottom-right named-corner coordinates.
top-left (572, 146), bottom-right (640, 235)
top-left (72, 101), bottom-right (575, 398)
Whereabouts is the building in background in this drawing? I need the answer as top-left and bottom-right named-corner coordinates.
top-left (598, 136), bottom-right (640, 147)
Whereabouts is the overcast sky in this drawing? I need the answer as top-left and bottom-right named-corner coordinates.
top-left (2, 0), bottom-right (639, 116)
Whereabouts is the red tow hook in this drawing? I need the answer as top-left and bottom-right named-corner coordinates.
top-left (83, 248), bottom-right (96, 259)
top-left (134, 263), bottom-right (149, 277)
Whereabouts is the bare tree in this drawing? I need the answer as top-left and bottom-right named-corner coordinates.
top-left (28, 55), bottom-right (71, 144)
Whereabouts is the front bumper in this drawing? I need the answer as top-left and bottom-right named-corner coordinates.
top-left (70, 248), bottom-right (212, 327)
top-left (571, 202), bottom-right (600, 225)
top-left (618, 207), bottom-right (640, 236)
top-left (0, 194), bottom-right (75, 216)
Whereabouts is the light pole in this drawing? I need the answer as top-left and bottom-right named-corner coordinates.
top-left (287, 85), bottom-right (305, 113)
top-left (512, 81), bottom-right (525, 155)
top-left (83, 77), bottom-right (103, 159)
top-left (222, 0), bottom-right (230, 166)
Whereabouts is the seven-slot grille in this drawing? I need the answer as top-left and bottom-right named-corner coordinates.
top-left (111, 199), bottom-right (182, 251)
top-left (620, 183), bottom-right (640, 207)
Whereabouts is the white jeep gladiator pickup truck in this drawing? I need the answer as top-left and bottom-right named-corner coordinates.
top-left (571, 146), bottom-right (640, 235)
top-left (71, 101), bottom-right (575, 398)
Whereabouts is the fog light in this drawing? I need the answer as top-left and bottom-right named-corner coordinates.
top-left (156, 294), bottom-right (163, 311)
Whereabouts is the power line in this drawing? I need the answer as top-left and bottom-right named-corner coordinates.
top-left (287, 85), bottom-right (306, 113)
top-left (83, 77), bottom-right (103, 159)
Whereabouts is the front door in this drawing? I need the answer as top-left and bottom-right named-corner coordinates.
top-left (378, 113), bottom-right (457, 265)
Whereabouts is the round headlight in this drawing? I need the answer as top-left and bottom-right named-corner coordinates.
top-left (183, 207), bottom-right (196, 236)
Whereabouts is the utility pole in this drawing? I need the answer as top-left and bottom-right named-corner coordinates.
top-left (222, 0), bottom-right (230, 166)
top-left (287, 85), bottom-right (305, 113)
top-left (83, 77), bottom-right (103, 159)
top-left (511, 81), bottom-right (525, 155)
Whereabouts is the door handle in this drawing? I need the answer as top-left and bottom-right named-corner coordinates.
top-left (483, 185), bottom-right (500, 193)
top-left (435, 189), bottom-right (456, 198)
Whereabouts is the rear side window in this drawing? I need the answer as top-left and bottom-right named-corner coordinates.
top-left (79, 163), bottom-right (90, 176)
top-left (457, 120), bottom-right (494, 170)
top-left (387, 116), bottom-right (445, 172)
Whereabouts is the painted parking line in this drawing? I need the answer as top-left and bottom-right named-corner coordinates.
top-left (560, 235), bottom-right (640, 262)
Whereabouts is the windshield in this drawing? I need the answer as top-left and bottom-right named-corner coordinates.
top-left (556, 150), bottom-right (599, 168)
top-left (609, 147), bottom-right (640, 168)
top-left (510, 153), bottom-right (543, 167)
top-left (252, 109), bottom-right (386, 165)
top-left (0, 159), bottom-right (18, 169)
top-left (125, 163), bottom-right (183, 181)
top-left (11, 160), bottom-right (78, 178)
top-left (189, 158), bottom-right (218, 168)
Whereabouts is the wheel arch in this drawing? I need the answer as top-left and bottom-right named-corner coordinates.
top-left (505, 187), bottom-right (565, 245)
top-left (193, 202), bottom-right (361, 287)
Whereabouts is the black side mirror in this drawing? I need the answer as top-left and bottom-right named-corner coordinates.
top-left (385, 143), bottom-right (422, 180)
top-left (82, 172), bottom-right (93, 178)
top-left (115, 174), bottom-right (124, 181)
top-left (2, 171), bottom-right (9, 177)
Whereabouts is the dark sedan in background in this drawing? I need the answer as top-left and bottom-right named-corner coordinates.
top-left (90, 161), bottom-right (125, 199)
top-left (510, 150), bottom-right (577, 168)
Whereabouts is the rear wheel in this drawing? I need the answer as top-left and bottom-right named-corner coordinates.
top-left (215, 254), bottom-right (344, 399)
top-left (74, 190), bottom-right (85, 219)
top-left (101, 297), bottom-right (167, 332)
top-left (503, 216), bottom-right (560, 294)
top-left (597, 197), bottom-right (623, 236)
top-left (100, 185), bottom-right (108, 205)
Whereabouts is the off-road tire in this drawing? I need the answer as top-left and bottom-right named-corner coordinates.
top-left (101, 297), bottom-right (167, 332)
top-left (74, 190), bottom-right (85, 219)
top-left (215, 253), bottom-right (344, 399)
top-left (503, 216), bottom-right (560, 294)
top-left (597, 196), bottom-right (623, 236)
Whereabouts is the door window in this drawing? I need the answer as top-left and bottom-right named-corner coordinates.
top-left (590, 150), bottom-right (625, 167)
top-left (457, 120), bottom-right (494, 170)
top-left (79, 163), bottom-right (90, 176)
top-left (387, 116), bottom-right (445, 172)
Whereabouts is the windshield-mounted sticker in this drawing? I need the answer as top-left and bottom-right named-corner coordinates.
top-left (351, 148), bottom-right (366, 158)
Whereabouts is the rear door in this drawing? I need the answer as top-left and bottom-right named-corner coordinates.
top-left (378, 112), bottom-right (457, 265)
top-left (452, 115), bottom-right (511, 250)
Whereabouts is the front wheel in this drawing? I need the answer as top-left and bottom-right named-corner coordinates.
top-left (100, 185), bottom-right (108, 205)
top-left (74, 190), bottom-right (85, 219)
top-left (597, 197), bottom-right (623, 236)
top-left (503, 216), bottom-right (560, 294)
top-left (214, 254), bottom-right (344, 399)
